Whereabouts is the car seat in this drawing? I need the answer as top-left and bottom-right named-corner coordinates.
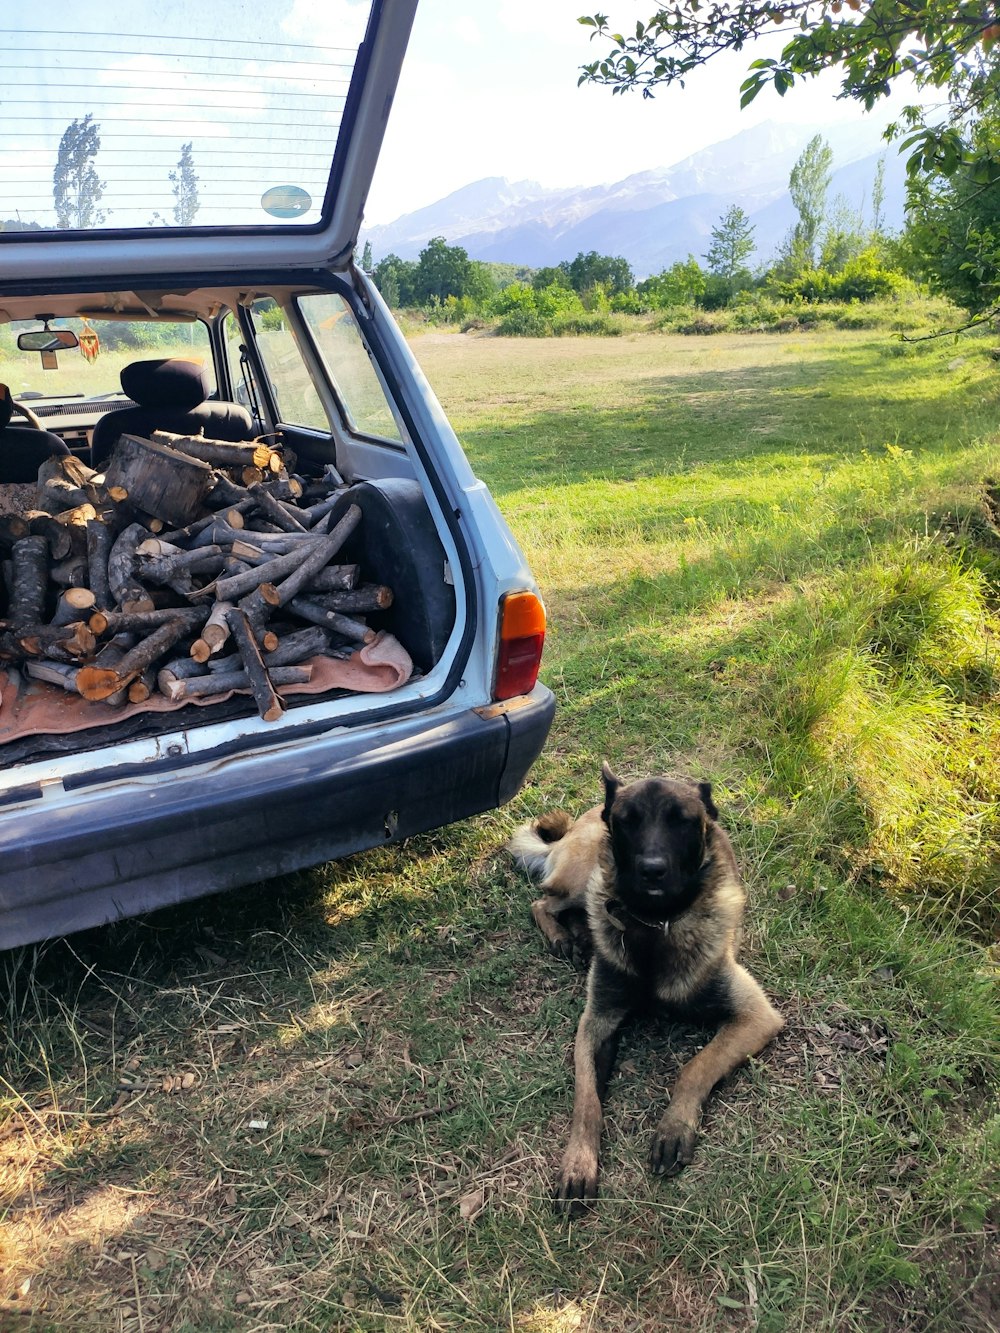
top-left (90, 358), bottom-right (254, 467)
top-left (0, 384), bottom-right (70, 482)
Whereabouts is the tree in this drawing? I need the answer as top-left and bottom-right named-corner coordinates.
top-left (412, 236), bottom-right (474, 304)
top-left (819, 194), bottom-right (867, 272)
top-left (905, 110), bottom-right (1000, 316)
top-left (53, 114), bottom-right (106, 230)
top-left (532, 265), bottom-right (572, 291)
top-left (703, 206), bottom-right (756, 299)
top-left (360, 239), bottom-right (374, 271)
top-left (372, 253), bottom-right (416, 307)
top-left (638, 256), bottom-right (706, 308)
top-left (870, 156), bottom-right (887, 239)
top-left (577, 6), bottom-right (1000, 180)
top-left (788, 135), bottom-right (833, 269)
top-left (169, 142), bottom-right (200, 226)
top-left (565, 250), bottom-right (634, 296)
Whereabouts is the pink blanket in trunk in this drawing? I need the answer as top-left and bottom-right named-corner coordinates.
top-left (0, 631), bottom-right (413, 743)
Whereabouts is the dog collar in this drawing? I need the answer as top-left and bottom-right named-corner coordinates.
top-left (605, 898), bottom-right (670, 935)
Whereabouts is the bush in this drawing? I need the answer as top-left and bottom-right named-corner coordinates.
top-left (496, 308), bottom-right (550, 337)
top-left (678, 314), bottom-right (730, 335)
top-left (551, 312), bottom-right (626, 336)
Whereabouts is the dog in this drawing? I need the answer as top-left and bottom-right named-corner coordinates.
top-left (508, 763), bottom-right (783, 1214)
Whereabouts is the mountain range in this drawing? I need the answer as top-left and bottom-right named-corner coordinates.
top-left (361, 119), bottom-right (908, 278)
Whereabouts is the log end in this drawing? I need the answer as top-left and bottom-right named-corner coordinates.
top-left (76, 667), bottom-right (125, 701)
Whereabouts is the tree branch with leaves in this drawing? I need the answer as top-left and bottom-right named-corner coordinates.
top-left (578, 5), bottom-right (1000, 178)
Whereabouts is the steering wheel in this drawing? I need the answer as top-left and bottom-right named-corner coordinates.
top-left (9, 399), bottom-right (44, 431)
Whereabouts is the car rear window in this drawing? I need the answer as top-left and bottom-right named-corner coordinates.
top-left (0, 7), bottom-right (374, 234)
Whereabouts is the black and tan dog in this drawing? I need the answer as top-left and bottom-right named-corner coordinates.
top-left (508, 764), bottom-right (783, 1214)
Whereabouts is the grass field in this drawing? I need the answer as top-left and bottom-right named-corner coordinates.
top-left (2, 327), bottom-right (999, 1331)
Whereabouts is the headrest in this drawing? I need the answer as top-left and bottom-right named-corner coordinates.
top-left (119, 358), bottom-right (209, 410)
top-left (0, 385), bottom-right (12, 431)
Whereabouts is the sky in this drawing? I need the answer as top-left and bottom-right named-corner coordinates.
top-left (0, 0), bottom-right (923, 232)
top-left (364, 0), bottom-right (919, 224)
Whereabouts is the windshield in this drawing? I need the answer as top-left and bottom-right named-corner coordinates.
top-left (1, 318), bottom-right (215, 402)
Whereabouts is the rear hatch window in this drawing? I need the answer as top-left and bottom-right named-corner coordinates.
top-left (2, 6), bottom-right (376, 235)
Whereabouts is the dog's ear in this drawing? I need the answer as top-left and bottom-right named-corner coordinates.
top-left (698, 781), bottom-right (719, 821)
top-left (601, 762), bottom-right (620, 823)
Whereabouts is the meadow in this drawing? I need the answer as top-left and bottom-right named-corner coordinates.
top-left (2, 325), bottom-right (998, 1331)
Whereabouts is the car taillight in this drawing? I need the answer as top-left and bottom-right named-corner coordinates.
top-left (493, 590), bottom-right (546, 701)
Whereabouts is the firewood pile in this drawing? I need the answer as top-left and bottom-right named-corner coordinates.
top-left (0, 430), bottom-right (396, 723)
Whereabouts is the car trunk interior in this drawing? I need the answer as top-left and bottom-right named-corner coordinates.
top-left (0, 280), bottom-right (459, 773)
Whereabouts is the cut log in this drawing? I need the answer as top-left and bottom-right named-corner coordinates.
top-left (285, 596), bottom-right (374, 643)
top-left (162, 663), bottom-right (311, 701)
top-left (305, 563), bottom-right (360, 593)
top-left (18, 621), bottom-right (96, 661)
top-left (135, 538), bottom-right (183, 559)
top-left (301, 490), bottom-right (347, 525)
top-left (108, 523), bottom-right (155, 612)
top-left (202, 543), bottom-right (326, 603)
top-left (36, 454), bottom-right (97, 515)
top-left (51, 587), bottom-right (96, 627)
top-left (255, 477), bottom-right (303, 502)
top-left (51, 503), bottom-right (98, 532)
top-left (207, 625), bottom-right (329, 674)
top-left (104, 434), bottom-right (213, 526)
top-left (93, 631), bottom-right (138, 707)
top-left (225, 607), bottom-right (285, 721)
top-left (127, 668), bottom-right (156, 704)
top-left (50, 555), bottom-right (88, 588)
top-left (159, 497), bottom-right (255, 546)
top-left (228, 541), bottom-right (265, 564)
top-left (10, 535), bottom-right (50, 631)
top-left (197, 605), bottom-right (234, 655)
top-left (151, 431), bottom-right (283, 474)
top-left (89, 606), bottom-right (208, 637)
top-left (204, 473), bottom-right (252, 510)
top-left (270, 505), bottom-right (362, 609)
top-left (306, 584), bottom-right (393, 613)
top-left (25, 659), bottom-right (81, 692)
top-left (86, 519), bottom-right (114, 610)
top-left (76, 617), bottom-right (194, 700)
top-left (24, 512), bottom-right (73, 561)
top-left (237, 582), bottom-right (280, 631)
top-left (140, 545), bottom-right (226, 584)
top-left (157, 654), bottom-right (210, 696)
top-left (250, 486), bottom-right (308, 533)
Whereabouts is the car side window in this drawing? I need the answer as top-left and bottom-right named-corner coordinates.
top-left (248, 299), bottom-right (330, 431)
top-left (298, 293), bottom-right (402, 443)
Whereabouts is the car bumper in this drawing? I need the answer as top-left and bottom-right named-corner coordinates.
top-left (0, 683), bottom-right (555, 948)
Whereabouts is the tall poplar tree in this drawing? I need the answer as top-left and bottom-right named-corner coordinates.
top-left (53, 114), bottom-right (106, 230)
top-left (169, 142), bottom-right (200, 226)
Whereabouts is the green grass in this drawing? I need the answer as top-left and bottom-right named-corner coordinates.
top-left (2, 326), bottom-right (999, 1331)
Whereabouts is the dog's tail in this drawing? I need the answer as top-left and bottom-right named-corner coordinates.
top-left (506, 810), bottom-right (573, 878)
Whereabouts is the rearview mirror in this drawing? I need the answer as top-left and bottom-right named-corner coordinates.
top-left (17, 329), bottom-right (80, 352)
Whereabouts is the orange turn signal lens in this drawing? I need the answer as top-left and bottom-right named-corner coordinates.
top-left (493, 591), bottom-right (546, 701)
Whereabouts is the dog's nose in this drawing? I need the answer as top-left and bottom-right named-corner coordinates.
top-left (636, 855), bottom-right (668, 880)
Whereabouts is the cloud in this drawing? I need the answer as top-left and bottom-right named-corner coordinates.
top-left (453, 16), bottom-right (482, 46)
top-left (280, 0), bottom-right (371, 49)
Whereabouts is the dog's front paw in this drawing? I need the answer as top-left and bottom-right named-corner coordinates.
top-left (649, 1114), bottom-right (698, 1177)
top-left (553, 1142), bottom-right (599, 1216)
top-left (546, 929), bottom-right (591, 971)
